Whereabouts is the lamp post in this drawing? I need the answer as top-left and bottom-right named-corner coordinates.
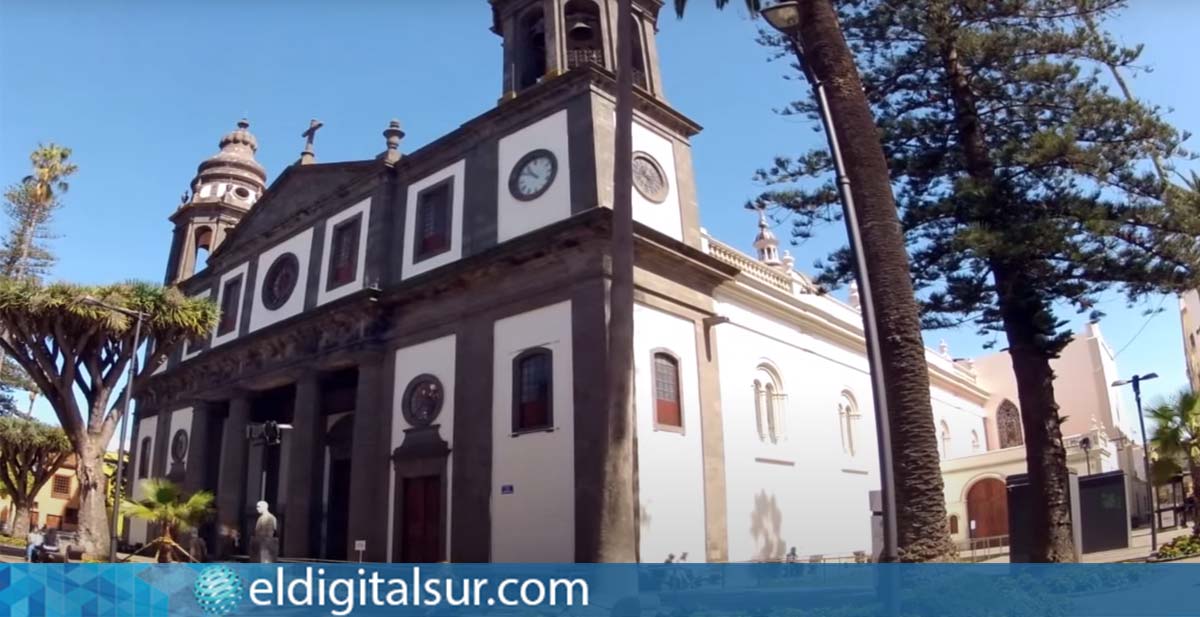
top-left (1079, 436), bottom-right (1092, 476)
top-left (82, 296), bottom-right (146, 562)
top-left (761, 0), bottom-right (897, 562)
top-left (1112, 372), bottom-right (1159, 551)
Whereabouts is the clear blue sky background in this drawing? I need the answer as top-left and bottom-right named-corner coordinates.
top-left (1, 1), bottom-right (1197, 438)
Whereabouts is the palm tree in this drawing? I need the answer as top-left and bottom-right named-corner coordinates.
top-left (671, 0), bottom-right (953, 560)
top-left (123, 479), bottom-right (213, 562)
top-left (1149, 389), bottom-right (1200, 512)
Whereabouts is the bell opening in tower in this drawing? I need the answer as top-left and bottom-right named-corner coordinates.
top-left (564, 0), bottom-right (604, 70)
top-left (518, 8), bottom-right (547, 91)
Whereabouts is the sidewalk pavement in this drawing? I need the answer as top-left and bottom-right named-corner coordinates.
top-left (980, 524), bottom-right (1194, 563)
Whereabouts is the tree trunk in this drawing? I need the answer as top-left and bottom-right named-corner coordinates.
top-left (933, 9), bottom-right (1075, 562)
top-left (795, 0), bottom-right (954, 562)
top-left (595, 0), bottom-right (639, 563)
top-left (993, 264), bottom-right (1075, 562)
top-left (75, 442), bottom-right (111, 559)
top-left (1187, 454), bottom-right (1200, 534)
top-left (11, 501), bottom-right (30, 539)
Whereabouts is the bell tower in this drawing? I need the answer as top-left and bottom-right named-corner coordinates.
top-left (164, 119), bottom-right (267, 285)
top-left (491, 0), bottom-right (667, 100)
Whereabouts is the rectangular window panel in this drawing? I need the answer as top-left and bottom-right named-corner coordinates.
top-left (45, 515), bottom-right (61, 530)
top-left (52, 475), bottom-right (70, 498)
top-left (414, 181), bottom-right (452, 262)
top-left (64, 508), bottom-right (78, 526)
top-left (327, 214), bottom-right (362, 290)
top-left (513, 350), bottom-right (552, 432)
top-left (217, 276), bottom-right (243, 336)
top-left (653, 354), bottom-right (682, 428)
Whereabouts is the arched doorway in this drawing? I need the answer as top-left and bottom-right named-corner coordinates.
top-left (322, 414), bottom-right (354, 560)
top-left (966, 478), bottom-right (1009, 539)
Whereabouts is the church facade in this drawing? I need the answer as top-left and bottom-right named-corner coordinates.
top-left (132, 0), bottom-right (995, 563)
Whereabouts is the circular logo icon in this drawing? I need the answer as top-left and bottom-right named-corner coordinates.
top-left (193, 565), bottom-right (243, 616)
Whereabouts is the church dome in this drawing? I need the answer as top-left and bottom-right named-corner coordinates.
top-left (193, 119), bottom-right (268, 194)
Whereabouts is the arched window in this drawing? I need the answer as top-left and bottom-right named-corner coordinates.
top-left (512, 348), bottom-right (553, 433)
top-left (997, 400), bottom-right (1023, 448)
top-left (971, 430), bottom-right (981, 452)
top-left (948, 514), bottom-right (959, 534)
top-left (137, 437), bottom-right (152, 479)
top-left (940, 421), bottom-right (951, 459)
top-left (194, 226), bottom-right (213, 271)
top-left (838, 392), bottom-right (860, 456)
top-left (652, 351), bottom-right (682, 429)
top-left (753, 365), bottom-right (786, 443)
top-left (564, 0), bottom-right (605, 70)
top-left (518, 7), bottom-right (548, 90)
top-left (630, 19), bottom-right (648, 89)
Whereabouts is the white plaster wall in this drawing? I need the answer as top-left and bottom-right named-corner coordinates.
top-left (128, 415), bottom-right (158, 545)
top-left (633, 304), bottom-right (706, 562)
top-left (402, 160), bottom-right (466, 280)
top-left (249, 229), bottom-right (314, 333)
top-left (167, 407), bottom-right (194, 467)
top-left (491, 301), bottom-right (575, 562)
top-left (497, 110), bottom-right (572, 242)
top-left (318, 198), bottom-right (372, 306)
top-left (932, 391), bottom-right (988, 460)
top-left (211, 263), bottom-right (249, 348)
top-left (631, 121), bottom-right (683, 241)
top-left (713, 298), bottom-right (879, 561)
top-left (386, 334), bottom-right (457, 563)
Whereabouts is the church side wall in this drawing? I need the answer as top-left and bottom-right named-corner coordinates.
top-left (490, 300), bottom-right (576, 562)
top-left (633, 303), bottom-right (707, 563)
top-left (713, 299), bottom-right (879, 562)
top-left (497, 110), bottom-right (573, 242)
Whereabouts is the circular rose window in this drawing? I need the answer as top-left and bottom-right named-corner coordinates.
top-left (632, 151), bottom-right (669, 203)
top-left (402, 374), bottom-right (445, 427)
top-left (262, 252), bottom-right (300, 310)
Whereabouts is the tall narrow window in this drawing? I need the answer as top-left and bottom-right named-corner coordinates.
top-left (512, 348), bottom-right (553, 433)
top-left (328, 213), bottom-right (362, 290)
top-left (217, 275), bottom-right (243, 336)
top-left (997, 400), bottom-right (1023, 448)
top-left (754, 364), bottom-right (786, 443)
top-left (652, 352), bottom-right (682, 430)
top-left (940, 421), bottom-right (952, 459)
top-left (839, 392), bottom-right (860, 456)
top-left (414, 180), bottom-right (452, 262)
top-left (138, 437), bottom-right (152, 478)
top-left (971, 430), bottom-right (981, 452)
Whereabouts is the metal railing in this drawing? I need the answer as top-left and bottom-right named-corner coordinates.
top-left (959, 534), bottom-right (1010, 562)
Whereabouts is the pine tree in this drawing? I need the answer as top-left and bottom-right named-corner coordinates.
top-left (0, 144), bottom-right (76, 418)
top-left (757, 0), bottom-right (1200, 561)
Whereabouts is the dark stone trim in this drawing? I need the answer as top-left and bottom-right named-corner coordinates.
top-left (347, 349), bottom-right (392, 561)
top-left (450, 314), bottom-right (493, 562)
top-left (216, 274), bottom-right (244, 338)
top-left (567, 94), bottom-right (598, 214)
top-left (384, 172), bottom-right (408, 287)
top-left (238, 261), bottom-right (257, 338)
top-left (304, 220), bottom-right (326, 312)
top-left (694, 318), bottom-right (729, 562)
top-left (412, 177), bottom-right (456, 265)
top-left (462, 138), bottom-right (499, 259)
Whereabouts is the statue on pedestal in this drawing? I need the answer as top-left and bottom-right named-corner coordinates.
top-left (252, 500), bottom-right (279, 563)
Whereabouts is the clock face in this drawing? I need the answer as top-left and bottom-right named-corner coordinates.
top-left (509, 149), bottom-right (557, 201)
top-left (402, 374), bottom-right (445, 427)
top-left (632, 152), bottom-right (669, 203)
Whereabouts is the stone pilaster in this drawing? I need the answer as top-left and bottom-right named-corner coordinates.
top-left (182, 402), bottom-right (214, 495)
top-left (216, 395), bottom-right (251, 550)
top-left (347, 352), bottom-right (392, 561)
top-left (283, 372), bottom-right (322, 558)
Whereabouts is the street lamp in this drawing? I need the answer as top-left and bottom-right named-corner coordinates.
top-left (1079, 436), bottom-right (1092, 476)
top-left (1112, 372), bottom-right (1159, 551)
top-left (81, 296), bottom-right (147, 562)
top-left (761, 0), bottom-right (898, 563)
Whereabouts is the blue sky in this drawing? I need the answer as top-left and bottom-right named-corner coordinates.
top-left (1, 1), bottom-right (1197, 433)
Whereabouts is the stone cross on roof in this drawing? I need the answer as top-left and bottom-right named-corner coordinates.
top-left (299, 119), bottom-right (324, 165)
